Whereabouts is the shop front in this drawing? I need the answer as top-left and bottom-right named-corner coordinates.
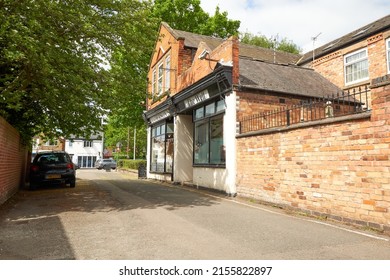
top-left (144, 65), bottom-right (237, 195)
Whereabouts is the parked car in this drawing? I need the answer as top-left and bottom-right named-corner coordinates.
top-left (29, 151), bottom-right (76, 190)
top-left (95, 158), bottom-right (117, 170)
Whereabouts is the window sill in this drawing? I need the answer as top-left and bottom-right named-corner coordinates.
top-left (193, 164), bottom-right (226, 169)
top-left (149, 171), bottom-right (172, 175)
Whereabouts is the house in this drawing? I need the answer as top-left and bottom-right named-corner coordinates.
top-left (64, 134), bottom-right (103, 168)
top-left (144, 22), bottom-right (341, 194)
top-left (144, 18), bottom-right (390, 233)
top-left (236, 15), bottom-right (390, 232)
top-left (32, 135), bottom-right (65, 160)
top-left (298, 14), bottom-right (390, 105)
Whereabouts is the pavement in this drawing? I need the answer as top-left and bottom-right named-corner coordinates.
top-left (1, 169), bottom-right (390, 260)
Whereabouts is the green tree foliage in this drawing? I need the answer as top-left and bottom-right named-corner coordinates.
top-left (0, 0), bottom-right (158, 143)
top-left (240, 32), bottom-right (302, 54)
top-left (152, 0), bottom-right (240, 38)
top-left (104, 120), bottom-right (147, 159)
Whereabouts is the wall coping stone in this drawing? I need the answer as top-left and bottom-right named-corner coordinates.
top-left (237, 111), bottom-right (371, 138)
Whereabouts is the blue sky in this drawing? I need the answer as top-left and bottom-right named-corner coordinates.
top-left (200, 0), bottom-right (390, 53)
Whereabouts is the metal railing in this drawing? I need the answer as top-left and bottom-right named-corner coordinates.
top-left (239, 86), bottom-right (369, 134)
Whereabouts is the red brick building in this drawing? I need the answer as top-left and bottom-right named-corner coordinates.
top-left (145, 16), bottom-right (390, 233)
top-left (144, 23), bottom-right (341, 194)
top-left (238, 15), bottom-right (390, 233)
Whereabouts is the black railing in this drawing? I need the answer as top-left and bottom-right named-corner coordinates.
top-left (239, 86), bottom-right (369, 134)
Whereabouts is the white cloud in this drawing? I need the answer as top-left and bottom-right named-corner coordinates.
top-left (200, 0), bottom-right (390, 53)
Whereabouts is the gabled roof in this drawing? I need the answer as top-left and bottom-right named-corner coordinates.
top-left (240, 43), bottom-right (300, 64)
top-left (239, 57), bottom-right (340, 98)
top-left (162, 22), bottom-right (224, 50)
top-left (299, 14), bottom-right (390, 65)
top-left (162, 22), bottom-right (301, 64)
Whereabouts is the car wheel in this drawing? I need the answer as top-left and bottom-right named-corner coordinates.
top-left (69, 180), bottom-right (76, 188)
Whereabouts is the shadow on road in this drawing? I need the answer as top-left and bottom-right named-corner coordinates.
top-left (0, 174), bottom-right (220, 259)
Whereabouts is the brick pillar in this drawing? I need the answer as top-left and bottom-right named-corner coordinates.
top-left (371, 74), bottom-right (390, 122)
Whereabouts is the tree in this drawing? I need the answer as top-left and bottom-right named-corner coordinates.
top-left (240, 31), bottom-right (302, 54)
top-left (104, 120), bottom-right (147, 159)
top-left (152, 0), bottom-right (240, 38)
top-left (0, 0), bottom-right (158, 143)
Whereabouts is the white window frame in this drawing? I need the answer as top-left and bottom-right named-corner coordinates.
top-left (386, 38), bottom-right (390, 74)
top-left (344, 48), bottom-right (369, 85)
top-left (45, 139), bottom-right (58, 146)
top-left (157, 62), bottom-right (164, 95)
top-left (165, 55), bottom-right (171, 92)
top-left (152, 68), bottom-right (157, 96)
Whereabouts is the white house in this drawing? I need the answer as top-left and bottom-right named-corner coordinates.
top-left (65, 134), bottom-right (103, 168)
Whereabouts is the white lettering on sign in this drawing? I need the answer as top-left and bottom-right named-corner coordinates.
top-left (150, 110), bottom-right (170, 124)
top-left (184, 89), bottom-right (210, 108)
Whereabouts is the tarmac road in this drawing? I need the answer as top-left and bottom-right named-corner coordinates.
top-left (0, 169), bottom-right (389, 260)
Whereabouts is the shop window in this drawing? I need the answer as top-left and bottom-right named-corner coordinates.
top-left (150, 122), bottom-right (173, 173)
top-left (344, 48), bottom-right (368, 85)
top-left (193, 100), bottom-right (225, 166)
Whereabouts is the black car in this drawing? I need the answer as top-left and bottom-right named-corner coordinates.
top-left (30, 151), bottom-right (76, 190)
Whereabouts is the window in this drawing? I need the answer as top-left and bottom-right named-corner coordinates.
top-left (344, 48), bottom-right (368, 85)
top-left (165, 55), bottom-right (171, 92)
top-left (193, 100), bottom-right (225, 166)
top-left (83, 141), bottom-right (92, 147)
top-left (77, 156), bottom-right (96, 168)
top-left (150, 122), bottom-right (174, 173)
top-left (158, 63), bottom-right (164, 95)
top-left (152, 69), bottom-right (157, 96)
top-left (45, 139), bottom-right (58, 146)
top-left (387, 38), bottom-right (390, 73)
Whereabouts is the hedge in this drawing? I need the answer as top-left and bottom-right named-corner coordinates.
top-left (118, 159), bottom-right (146, 170)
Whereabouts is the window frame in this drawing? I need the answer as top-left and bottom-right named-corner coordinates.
top-left (152, 68), bottom-right (157, 96)
top-left (157, 62), bottom-right (164, 96)
top-left (344, 48), bottom-right (369, 85)
top-left (193, 100), bottom-right (225, 168)
top-left (165, 55), bottom-right (171, 92)
top-left (386, 38), bottom-right (390, 74)
top-left (150, 121), bottom-right (174, 174)
top-left (83, 141), bottom-right (93, 148)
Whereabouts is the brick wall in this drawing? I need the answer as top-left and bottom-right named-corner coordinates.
top-left (0, 116), bottom-right (28, 205)
top-left (312, 31), bottom-right (390, 95)
top-left (236, 79), bottom-right (390, 233)
top-left (237, 91), bottom-right (304, 120)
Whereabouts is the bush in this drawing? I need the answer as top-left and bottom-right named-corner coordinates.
top-left (118, 159), bottom-right (146, 170)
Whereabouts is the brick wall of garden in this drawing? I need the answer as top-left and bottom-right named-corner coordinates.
top-left (236, 78), bottom-right (390, 233)
top-left (0, 116), bottom-right (28, 205)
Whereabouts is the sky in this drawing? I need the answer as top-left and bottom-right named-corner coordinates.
top-left (199, 0), bottom-right (390, 53)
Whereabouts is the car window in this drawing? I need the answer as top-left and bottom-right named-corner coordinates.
top-left (37, 154), bottom-right (68, 164)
